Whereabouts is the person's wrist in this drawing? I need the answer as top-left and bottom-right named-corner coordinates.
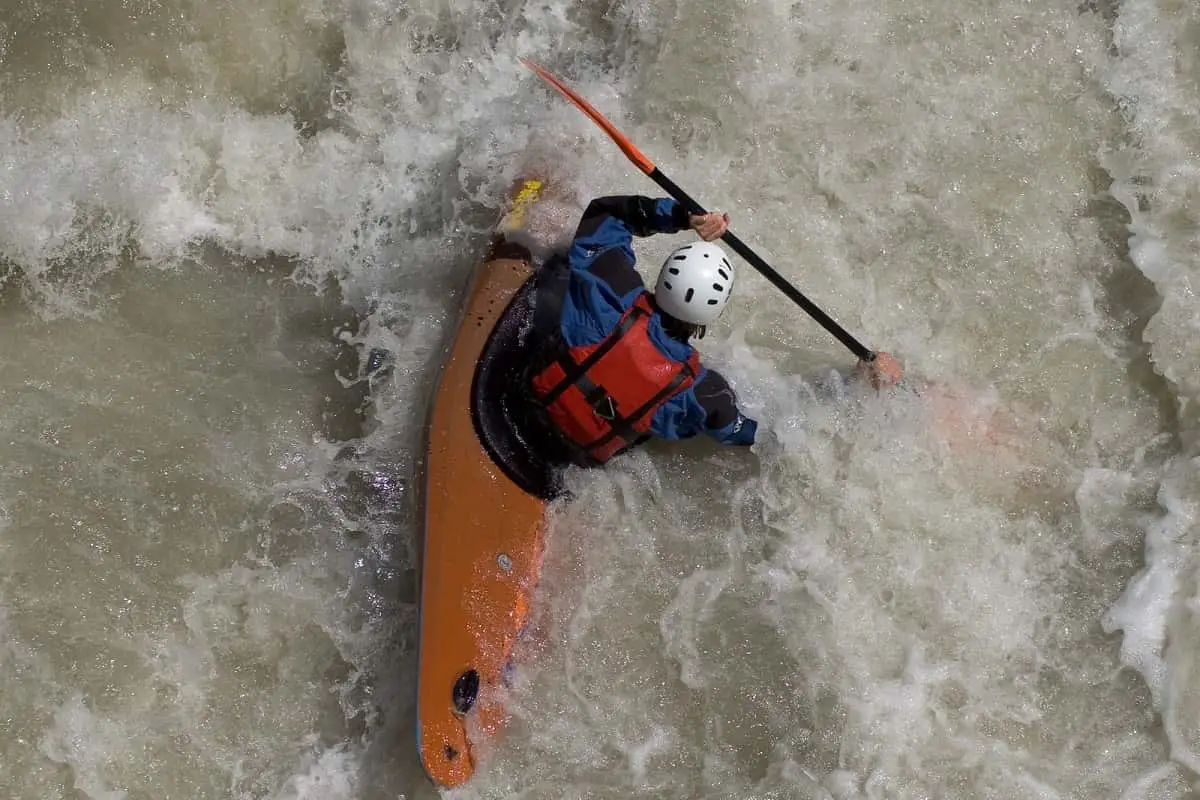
top-left (672, 203), bottom-right (693, 231)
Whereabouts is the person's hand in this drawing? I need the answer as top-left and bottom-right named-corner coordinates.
top-left (857, 351), bottom-right (904, 390)
top-left (689, 211), bottom-right (729, 242)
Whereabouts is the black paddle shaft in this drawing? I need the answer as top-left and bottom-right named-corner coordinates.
top-left (649, 168), bottom-right (876, 362)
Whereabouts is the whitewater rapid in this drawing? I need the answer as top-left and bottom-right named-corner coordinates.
top-left (0, 0), bottom-right (1197, 798)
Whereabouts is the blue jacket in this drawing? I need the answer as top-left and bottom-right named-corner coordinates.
top-left (555, 195), bottom-right (757, 446)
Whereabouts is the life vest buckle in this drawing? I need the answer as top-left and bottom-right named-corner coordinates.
top-left (592, 395), bottom-right (617, 421)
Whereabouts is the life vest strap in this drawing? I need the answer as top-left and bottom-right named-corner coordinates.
top-left (536, 305), bottom-right (646, 408)
top-left (558, 354), bottom-right (611, 417)
top-left (581, 359), bottom-right (697, 455)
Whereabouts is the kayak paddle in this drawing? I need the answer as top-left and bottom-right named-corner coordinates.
top-left (520, 57), bottom-right (876, 363)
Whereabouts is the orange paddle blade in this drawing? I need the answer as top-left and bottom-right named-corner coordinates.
top-left (520, 58), bottom-right (656, 176)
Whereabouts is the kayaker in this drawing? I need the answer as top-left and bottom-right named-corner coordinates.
top-left (521, 194), bottom-right (904, 468)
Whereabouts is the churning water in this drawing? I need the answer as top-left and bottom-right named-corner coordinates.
top-left (1, 0), bottom-right (1198, 797)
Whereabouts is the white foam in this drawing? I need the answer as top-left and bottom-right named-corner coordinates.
top-left (263, 741), bottom-right (362, 800)
top-left (0, 0), bottom-right (1194, 796)
top-left (39, 695), bottom-right (132, 800)
top-left (1099, 0), bottom-right (1200, 783)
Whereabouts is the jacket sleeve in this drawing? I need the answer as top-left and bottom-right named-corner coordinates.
top-left (575, 196), bottom-right (691, 241)
top-left (566, 196), bottom-right (692, 296)
top-left (692, 369), bottom-right (758, 446)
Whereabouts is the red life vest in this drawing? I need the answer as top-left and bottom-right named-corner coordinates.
top-left (530, 293), bottom-right (701, 464)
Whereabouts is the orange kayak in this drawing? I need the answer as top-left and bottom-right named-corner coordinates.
top-left (416, 179), bottom-right (561, 788)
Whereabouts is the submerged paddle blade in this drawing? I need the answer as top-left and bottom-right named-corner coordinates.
top-left (520, 58), bottom-right (656, 176)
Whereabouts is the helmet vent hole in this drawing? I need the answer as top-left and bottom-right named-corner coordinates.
top-left (717, 268), bottom-right (729, 280)
top-left (722, 259), bottom-right (731, 270)
top-left (663, 281), bottom-right (673, 290)
top-left (668, 267), bottom-right (680, 275)
top-left (703, 253), bottom-right (711, 257)
top-left (672, 255), bottom-right (687, 261)
top-left (712, 283), bottom-right (724, 291)
top-left (707, 299), bottom-right (719, 305)
top-left (684, 288), bottom-right (695, 302)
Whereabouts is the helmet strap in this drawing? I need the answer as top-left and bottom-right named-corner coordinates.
top-left (652, 294), bottom-right (704, 341)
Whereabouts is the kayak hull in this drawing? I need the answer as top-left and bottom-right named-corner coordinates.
top-left (416, 180), bottom-right (555, 788)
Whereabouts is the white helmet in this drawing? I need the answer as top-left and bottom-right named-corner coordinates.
top-left (653, 242), bottom-right (735, 326)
